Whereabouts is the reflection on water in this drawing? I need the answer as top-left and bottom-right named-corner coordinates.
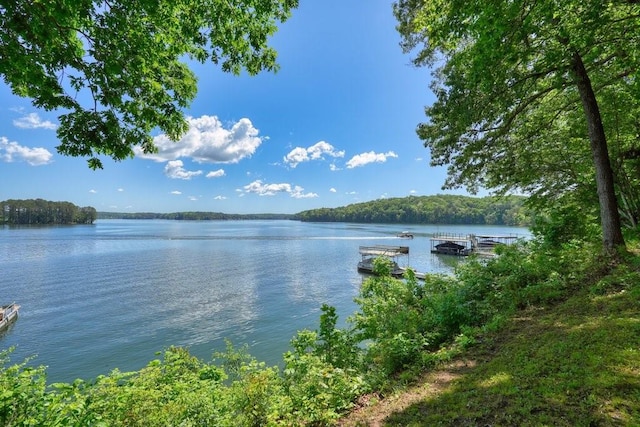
top-left (0, 220), bottom-right (528, 383)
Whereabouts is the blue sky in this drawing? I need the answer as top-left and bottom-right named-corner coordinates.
top-left (0, 1), bottom-right (472, 214)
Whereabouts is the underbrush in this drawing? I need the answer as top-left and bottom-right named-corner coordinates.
top-left (0, 237), bottom-right (629, 426)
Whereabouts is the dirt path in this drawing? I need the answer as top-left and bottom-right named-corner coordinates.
top-left (338, 358), bottom-right (478, 426)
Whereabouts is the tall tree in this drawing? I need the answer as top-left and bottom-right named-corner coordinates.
top-left (0, 0), bottom-right (297, 169)
top-left (394, 0), bottom-right (640, 253)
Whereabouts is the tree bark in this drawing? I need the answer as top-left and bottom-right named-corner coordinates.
top-left (571, 51), bottom-right (626, 253)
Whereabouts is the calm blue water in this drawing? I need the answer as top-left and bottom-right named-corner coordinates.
top-left (0, 220), bottom-right (528, 383)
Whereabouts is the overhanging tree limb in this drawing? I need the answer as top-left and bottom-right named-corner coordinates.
top-left (0, 0), bottom-right (298, 169)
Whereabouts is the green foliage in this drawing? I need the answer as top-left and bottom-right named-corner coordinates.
top-left (395, 0), bottom-right (638, 250)
top-left (282, 341), bottom-right (365, 425)
top-left (86, 347), bottom-right (225, 426)
top-left (214, 342), bottom-right (285, 427)
top-left (352, 264), bottom-right (436, 375)
top-left (280, 307), bottom-right (367, 425)
top-left (350, 237), bottom-right (605, 383)
top-left (294, 194), bottom-right (530, 226)
top-left (1, 199), bottom-right (97, 225)
top-left (0, 0), bottom-right (298, 169)
top-left (530, 200), bottom-right (601, 248)
top-left (0, 350), bottom-right (48, 426)
top-left (317, 304), bottom-right (361, 370)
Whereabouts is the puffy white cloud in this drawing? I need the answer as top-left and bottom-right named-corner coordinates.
top-left (346, 151), bottom-right (398, 169)
top-left (164, 160), bottom-right (203, 180)
top-left (138, 115), bottom-right (263, 164)
top-left (291, 186), bottom-right (318, 199)
top-left (214, 195), bottom-right (227, 200)
top-left (329, 188), bottom-right (337, 193)
top-left (0, 136), bottom-right (53, 165)
top-left (170, 191), bottom-right (182, 195)
top-left (283, 141), bottom-right (345, 168)
top-left (13, 113), bottom-right (57, 130)
top-left (243, 180), bottom-right (290, 196)
top-left (206, 169), bottom-right (225, 178)
top-left (242, 180), bottom-right (318, 199)
top-left (283, 147), bottom-right (308, 168)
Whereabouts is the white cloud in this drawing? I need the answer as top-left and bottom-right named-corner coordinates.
top-left (13, 113), bottom-right (57, 130)
top-left (164, 160), bottom-right (203, 180)
top-left (283, 141), bottom-right (345, 168)
top-left (139, 115), bottom-right (262, 164)
top-left (214, 195), bottom-right (227, 200)
top-left (89, 189), bottom-right (97, 194)
top-left (206, 169), bottom-right (226, 178)
top-left (0, 136), bottom-right (53, 165)
top-left (171, 191), bottom-right (182, 195)
top-left (117, 188), bottom-right (124, 192)
top-left (346, 151), bottom-right (398, 169)
top-left (330, 188), bottom-right (337, 193)
top-left (242, 180), bottom-right (318, 199)
top-left (188, 196), bottom-right (199, 201)
top-left (291, 186), bottom-right (318, 199)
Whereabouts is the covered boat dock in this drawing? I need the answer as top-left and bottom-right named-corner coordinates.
top-left (358, 245), bottom-right (409, 278)
top-left (430, 233), bottom-right (520, 256)
top-left (357, 245), bottom-right (427, 280)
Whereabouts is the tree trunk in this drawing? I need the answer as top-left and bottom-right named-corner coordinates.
top-left (571, 51), bottom-right (626, 253)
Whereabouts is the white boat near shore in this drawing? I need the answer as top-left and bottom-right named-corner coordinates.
top-left (0, 303), bottom-right (20, 332)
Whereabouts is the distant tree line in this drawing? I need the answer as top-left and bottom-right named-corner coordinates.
top-left (293, 195), bottom-right (531, 226)
top-left (1, 199), bottom-right (97, 225)
top-left (97, 211), bottom-right (293, 221)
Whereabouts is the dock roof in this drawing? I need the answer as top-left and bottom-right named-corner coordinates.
top-left (359, 245), bottom-right (409, 256)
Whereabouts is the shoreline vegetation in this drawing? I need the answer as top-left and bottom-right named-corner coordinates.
top-left (2, 212), bottom-right (638, 425)
top-left (0, 199), bottom-right (97, 225)
top-left (2, 194), bottom-right (530, 226)
top-left (96, 194), bottom-right (530, 226)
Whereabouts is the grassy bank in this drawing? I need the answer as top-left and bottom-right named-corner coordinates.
top-left (340, 256), bottom-right (640, 426)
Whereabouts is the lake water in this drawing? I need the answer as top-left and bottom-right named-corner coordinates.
top-left (0, 220), bottom-right (528, 384)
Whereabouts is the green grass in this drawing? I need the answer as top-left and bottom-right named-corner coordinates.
top-left (342, 261), bottom-right (640, 426)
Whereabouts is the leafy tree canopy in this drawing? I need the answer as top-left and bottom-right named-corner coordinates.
top-left (1, 198), bottom-right (96, 224)
top-left (394, 0), bottom-right (640, 252)
top-left (0, 0), bottom-right (298, 169)
top-left (294, 194), bottom-right (530, 226)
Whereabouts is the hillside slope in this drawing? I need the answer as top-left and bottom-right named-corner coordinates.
top-left (339, 278), bottom-right (640, 426)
